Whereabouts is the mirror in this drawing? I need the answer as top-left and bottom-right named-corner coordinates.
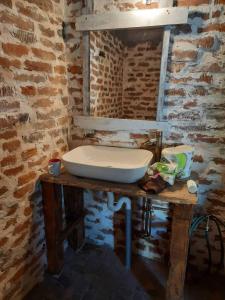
top-left (89, 28), bottom-right (164, 120)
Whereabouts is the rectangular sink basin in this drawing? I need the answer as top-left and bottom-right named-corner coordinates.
top-left (62, 145), bottom-right (153, 183)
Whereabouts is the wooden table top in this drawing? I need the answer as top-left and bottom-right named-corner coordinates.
top-left (40, 171), bottom-right (197, 205)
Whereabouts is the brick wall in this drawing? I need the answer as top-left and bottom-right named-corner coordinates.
top-left (90, 31), bottom-right (124, 118)
top-left (123, 41), bottom-right (162, 120)
top-left (71, 0), bottom-right (225, 271)
top-left (90, 32), bottom-right (161, 120)
top-left (0, 0), bottom-right (71, 298)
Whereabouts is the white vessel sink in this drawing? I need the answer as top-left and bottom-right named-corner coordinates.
top-left (62, 145), bottom-right (153, 183)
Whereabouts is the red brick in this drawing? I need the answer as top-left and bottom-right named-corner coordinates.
top-left (9, 264), bottom-right (29, 282)
top-left (12, 231), bottom-right (28, 247)
top-left (188, 133), bottom-right (223, 144)
top-left (7, 204), bottom-right (18, 216)
top-left (13, 219), bottom-right (30, 235)
top-left (15, 1), bottom-right (46, 22)
top-left (213, 158), bottom-right (225, 165)
top-left (14, 183), bottom-right (34, 199)
top-left (197, 73), bottom-right (213, 84)
top-left (165, 88), bottom-right (186, 97)
top-left (0, 130), bottom-right (17, 140)
top-left (25, 60), bottom-right (52, 73)
top-left (0, 186), bottom-right (8, 196)
top-left (1, 154), bottom-right (17, 167)
top-left (18, 171), bottom-right (36, 186)
top-left (32, 48), bottom-right (56, 61)
top-left (24, 0), bottom-right (53, 12)
top-left (38, 86), bottom-right (58, 96)
top-left (28, 155), bottom-right (47, 167)
top-left (35, 119), bottom-right (55, 130)
top-left (199, 23), bottom-right (225, 33)
top-left (4, 217), bottom-right (17, 230)
top-left (0, 100), bottom-right (20, 112)
top-left (177, 0), bottom-right (209, 5)
top-left (21, 86), bottom-right (36, 96)
top-left (0, 237), bottom-right (8, 247)
top-left (193, 155), bottom-right (204, 163)
top-left (39, 24), bottom-right (55, 37)
top-left (2, 43), bottom-right (29, 57)
top-left (14, 73), bottom-right (46, 83)
top-left (0, 0), bottom-right (12, 8)
top-left (24, 206), bottom-right (32, 216)
top-left (21, 148), bottom-right (37, 160)
top-left (68, 65), bottom-right (82, 74)
top-left (4, 165), bottom-right (24, 176)
top-left (48, 76), bottom-right (67, 85)
top-left (3, 140), bottom-right (21, 152)
top-left (0, 10), bottom-right (34, 31)
top-left (173, 50), bottom-right (198, 61)
top-left (196, 36), bottom-right (214, 49)
top-left (54, 65), bottom-right (66, 74)
top-left (32, 98), bottom-right (53, 108)
top-left (0, 56), bottom-right (21, 69)
top-left (0, 117), bottom-right (13, 129)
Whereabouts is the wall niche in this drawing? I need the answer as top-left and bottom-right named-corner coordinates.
top-left (89, 28), bottom-right (163, 120)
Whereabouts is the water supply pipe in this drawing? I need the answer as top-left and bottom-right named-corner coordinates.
top-left (107, 192), bottom-right (132, 270)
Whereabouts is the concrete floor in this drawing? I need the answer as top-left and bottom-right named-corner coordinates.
top-left (26, 244), bottom-right (225, 300)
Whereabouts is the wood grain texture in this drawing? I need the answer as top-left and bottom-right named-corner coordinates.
top-left (82, 0), bottom-right (93, 115)
top-left (63, 186), bottom-right (85, 249)
top-left (74, 115), bottom-right (167, 131)
top-left (41, 182), bottom-right (64, 274)
top-left (166, 204), bottom-right (193, 300)
top-left (156, 0), bottom-right (173, 121)
top-left (76, 8), bottom-right (188, 31)
top-left (40, 171), bottom-right (197, 205)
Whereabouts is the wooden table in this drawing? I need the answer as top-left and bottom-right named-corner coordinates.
top-left (40, 171), bottom-right (197, 300)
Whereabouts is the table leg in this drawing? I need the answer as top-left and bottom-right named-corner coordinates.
top-left (42, 182), bottom-right (64, 274)
top-left (166, 204), bottom-right (193, 300)
top-left (63, 186), bottom-right (85, 250)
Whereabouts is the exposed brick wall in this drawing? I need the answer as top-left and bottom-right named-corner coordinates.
top-left (71, 0), bottom-right (225, 271)
top-left (90, 31), bottom-right (124, 118)
top-left (123, 41), bottom-right (162, 120)
top-left (0, 0), bottom-right (71, 298)
top-left (163, 3), bottom-right (225, 268)
top-left (90, 32), bottom-right (161, 120)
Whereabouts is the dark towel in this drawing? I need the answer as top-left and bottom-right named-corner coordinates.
top-left (138, 174), bottom-right (167, 194)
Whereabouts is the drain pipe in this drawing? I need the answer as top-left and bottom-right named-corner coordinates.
top-left (107, 192), bottom-right (132, 270)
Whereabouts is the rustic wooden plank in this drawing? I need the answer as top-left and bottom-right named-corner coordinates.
top-left (76, 7), bottom-right (188, 31)
top-left (63, 186), bottom-right (85, 250)
top-left (82, 0), bottom-right (93, 115)
top-left (74, 115), bottom-right (167, 132)
top-left (166, 204), bottom-right (193, 300)
top-left (156, 28), bottom-right (170, 121)
top-left (41, 182), bottom-right (64, 274)
top-left (156, 0), bottom-right (173, 121)
top-left (40, 172), bottom-right (197, 205)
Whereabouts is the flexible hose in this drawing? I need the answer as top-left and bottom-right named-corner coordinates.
top-left (189, 214), bottom-right (225, 272)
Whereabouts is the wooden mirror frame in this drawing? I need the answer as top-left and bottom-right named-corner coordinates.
top-left (76, 0), bottom-right (188, 122)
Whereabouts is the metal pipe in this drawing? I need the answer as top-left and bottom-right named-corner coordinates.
top-left (107, 192), bottom-right (132, 270)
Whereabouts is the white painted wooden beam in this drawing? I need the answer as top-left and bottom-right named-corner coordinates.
top-left (76, 7), bottom-right (188, 31)
top-left (74, 116), bottom-right (168, 132)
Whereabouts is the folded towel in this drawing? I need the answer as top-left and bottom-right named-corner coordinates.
top-left (138, 174), bottom-right (167, 194)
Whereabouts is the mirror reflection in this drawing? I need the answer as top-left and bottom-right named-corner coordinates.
top-left (89, 28), bottom-right (163, 120)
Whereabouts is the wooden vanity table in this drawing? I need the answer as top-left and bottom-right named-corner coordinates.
top-left (40, 171), bottom-right (197, 300)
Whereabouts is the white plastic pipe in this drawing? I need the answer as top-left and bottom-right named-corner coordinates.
top-left (107, 192), bottom-right (131, 211)
top-left (107, 192), bottom-right (132, 270)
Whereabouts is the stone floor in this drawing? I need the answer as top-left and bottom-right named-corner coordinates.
top-left (25, 245), bottom-right (150, 300)
top-left (25, 244), bottom-right (225, 300)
